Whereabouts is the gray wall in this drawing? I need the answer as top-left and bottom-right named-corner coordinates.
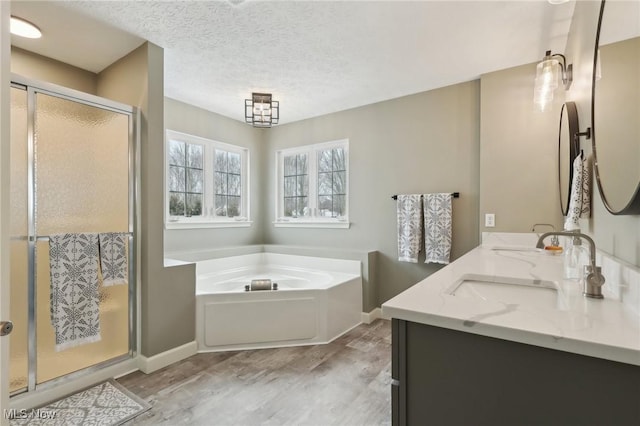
top-left (96, 44), bottom-right (196, 357)
top-left (164, 98), bottom-right (265, 255)
top-left (10, 42), bottom-right (196, 357)
top-left (479, 1), bottom-right (640, 269)
top-left (11, 47), bottom-right (97, 94)
top-left (480, 61), bottom-right (564, 234)
top-left (263, 82), bottom-right (481, 306)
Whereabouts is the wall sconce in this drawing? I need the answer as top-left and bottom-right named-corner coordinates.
top-left (245, 92), bottom-right (279, 128)
top-left (533, 50), bottom-right (573, 111)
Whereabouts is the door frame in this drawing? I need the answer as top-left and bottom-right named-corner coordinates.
top-left (1, 2), bottom-right (12, 425)
top-left (8, 74), bottom-right (139, 397)
top-left (3, 79), bottom-right (141, 417)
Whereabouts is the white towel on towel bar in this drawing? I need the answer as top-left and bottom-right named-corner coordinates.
top-left (99, 233), bottom-right (128, 286)
top-left (49, 233), bottom-right (101, 351)
top-left (396, 194), bottom-right (423, 263)
top-left (564, 155), bottom-right (591, 231)
top-left (580, 155), bottom-right (592, 219)
top-left (423, 193), bottom-right (453, 264)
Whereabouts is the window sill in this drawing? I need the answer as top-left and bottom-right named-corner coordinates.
top-left (165, 220), bottom-right (253, 230)
top-left (273, 220), bottom-right (350, 229)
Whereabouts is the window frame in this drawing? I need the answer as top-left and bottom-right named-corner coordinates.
top-left (165, 130), bottom-right (251, 229)
top-left (274, 139), bottom-right (350, 229)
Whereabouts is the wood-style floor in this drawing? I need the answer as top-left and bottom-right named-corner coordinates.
top-left (118, 319), bottom-right (392, 426)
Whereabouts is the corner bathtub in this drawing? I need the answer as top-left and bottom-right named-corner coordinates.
top-left (194, 253), bottom-right (363, 351)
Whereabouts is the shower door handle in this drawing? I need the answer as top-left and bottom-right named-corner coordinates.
top-left (0, 320), bottom-right (13, 336)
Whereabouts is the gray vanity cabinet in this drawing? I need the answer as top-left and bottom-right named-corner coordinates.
top-left (391, 319), bottom-right (640, 426)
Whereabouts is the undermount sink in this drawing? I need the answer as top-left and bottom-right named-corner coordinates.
top-left (448, 274), bottom-right (558, 308)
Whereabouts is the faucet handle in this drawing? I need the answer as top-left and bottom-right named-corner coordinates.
top-left (583, 265), bottom-right (605, 299)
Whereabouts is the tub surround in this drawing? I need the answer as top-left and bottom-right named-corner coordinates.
top-left (167, 244), bottom-right (378, 313)
top-left (382, 233), bottom-right (640, 366)
top-left (194, 253), bottom-right (362, 352)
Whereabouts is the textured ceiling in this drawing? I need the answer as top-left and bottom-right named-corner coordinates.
top-left (11, 0), bottom-right (578, 124)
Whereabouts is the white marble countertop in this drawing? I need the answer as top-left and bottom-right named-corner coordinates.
top-left (382, 233), bottom-right (640, 366)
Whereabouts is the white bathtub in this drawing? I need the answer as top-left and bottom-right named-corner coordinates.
top-left (193, 253), bottom-right (363, 351)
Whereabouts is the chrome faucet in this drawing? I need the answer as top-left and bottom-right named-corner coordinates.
top-left (535, 231), bottom-right (605, 299)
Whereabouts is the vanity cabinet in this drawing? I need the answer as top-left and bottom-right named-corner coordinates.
top-left (391, 319), bottom-right (640, 426)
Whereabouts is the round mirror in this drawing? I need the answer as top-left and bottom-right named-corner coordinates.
top-left (558, 102), bottom-right (579, 215)
top-left (591, 0), bottom-right (640, 214)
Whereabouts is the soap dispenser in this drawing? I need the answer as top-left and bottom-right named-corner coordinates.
top-left (564, 234), bottom-right (588, 281)
top-left (574, 236), bottom-right (590, 281)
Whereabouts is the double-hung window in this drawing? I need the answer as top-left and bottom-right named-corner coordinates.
top-left (166, 130), bottom-right (250, 228)
top-left (275, 139), bottom-right (349, 228)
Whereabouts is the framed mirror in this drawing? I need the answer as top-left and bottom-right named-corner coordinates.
top-left (558, 102), bottom-right (580, 216)
top-left (591, 0), bottom-right (640, 214)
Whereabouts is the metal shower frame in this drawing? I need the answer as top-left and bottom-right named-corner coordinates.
top-left (9, 74), bottom-right (139, 395)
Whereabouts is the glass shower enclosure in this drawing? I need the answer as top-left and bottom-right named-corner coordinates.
top-left (9, 76), bottom-right (137, 395)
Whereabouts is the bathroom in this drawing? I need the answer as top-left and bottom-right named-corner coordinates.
top-left (0, 0), bottom-right (638, 425)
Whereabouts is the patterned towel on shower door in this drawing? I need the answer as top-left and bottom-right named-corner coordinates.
top-left (99, 232), bottom-right (128, 286)
top-left (49, 233), bottom-right (101, 351)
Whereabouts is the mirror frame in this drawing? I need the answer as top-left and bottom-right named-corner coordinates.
top-left (558, 102), bottom-right (580, 216)
top-left (591, 0), bottom-right (640, 214)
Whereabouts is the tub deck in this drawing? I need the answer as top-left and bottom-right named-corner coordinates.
top-left (193, 253), bottom-right (363, 352)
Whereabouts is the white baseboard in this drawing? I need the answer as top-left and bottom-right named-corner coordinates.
top-left (361, 308), bottom-right (385, 324)
top-left (138, 341), bottom-right (197, 374)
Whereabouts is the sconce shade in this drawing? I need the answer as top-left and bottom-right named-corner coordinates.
top-left (534, 57), bottom-right (560, 111)
top-left (533, 50), bottom-right (572, 112)
top-left (536, 57), bottom-right (560, 90)
top-left (245, 92), bottom-right (279, 128)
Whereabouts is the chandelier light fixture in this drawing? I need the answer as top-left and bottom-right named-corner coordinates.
top-left (533, 50), bottom-right (573, 112)
top-left (245, 92), bottom-right (279, 128)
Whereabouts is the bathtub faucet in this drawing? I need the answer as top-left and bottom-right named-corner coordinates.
top-left (531, 223), bottom-right (558, 247)
top-left (535, 231), bottom-right (605, 299)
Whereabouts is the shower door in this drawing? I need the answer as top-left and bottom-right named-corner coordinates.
top-left (9, 78), bottom-right (137, 395)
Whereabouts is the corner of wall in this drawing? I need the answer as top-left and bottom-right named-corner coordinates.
top-left (10, 46), bottom-right (98, 94)
top-left (257, 127), bottom-right (272, 245)
top-left (97, 42), bottom-right (196, 358)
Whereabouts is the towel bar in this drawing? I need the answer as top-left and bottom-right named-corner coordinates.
top-left (10, 232), bottom-right (134, 242)
top-left (391, 192), bottom-right (459, 200)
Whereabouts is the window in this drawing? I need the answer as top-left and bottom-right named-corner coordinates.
top-left (283, 154), bottom-right (309, 217)
top-left (317, 147), bottom-right (347, 217)
top-left (215, 150), bottom-right (242, 217)
top-left (166, 130), bottom-right (250, 229)
top-left (275, 139), bottom-right (349, 228)
top-left (168, 141), bottom-right (203, 217)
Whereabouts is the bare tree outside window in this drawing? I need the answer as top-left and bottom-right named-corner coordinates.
top-left (318, 148), bottom-right (346, 217)
top-left (169, 140), bottom-right (203, 216)
top-left (214, 150), bottom-right (242, 217)
top-left (283, 154), bottom-right (309, 217)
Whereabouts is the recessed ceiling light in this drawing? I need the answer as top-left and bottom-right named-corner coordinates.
top-left (10, 16), bottom-right (42, 39)
top-left (547, 0), bottom-right (570, 4)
